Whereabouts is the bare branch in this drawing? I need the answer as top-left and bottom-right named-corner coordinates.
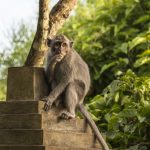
top-left (48, 0), bottom-right (77, 38)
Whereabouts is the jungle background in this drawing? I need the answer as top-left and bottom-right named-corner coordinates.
top-left (0, 0), bottom-right (150, 149)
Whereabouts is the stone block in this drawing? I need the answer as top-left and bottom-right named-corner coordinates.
top-left (0, 129), bottom-right (43, 145)
top-left (0, 146), bottom-right (45, 150)
top-left (0, 101), bottom-right (92, 133)
top-left (44, 131), bottom-right (101, 148)
top-left (6, 67), bottom-right (49, 101)
top-left (46, 146), bottom-right (101, 150)
top-left (0, 101), bottom-right (41, 114)
top-left (0, 114), bottom-right (41, 129)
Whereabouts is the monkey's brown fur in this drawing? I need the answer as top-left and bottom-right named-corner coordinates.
top-left (42, 35), bottom-right (109, 150)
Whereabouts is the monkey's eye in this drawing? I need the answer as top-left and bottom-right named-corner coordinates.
top-left (54, 42), bottom-right (61, 48)
top-left (47, 39), bottom-right (52, 47)
top-left (61, 42), bottom-right (67, 47)
top-left (55, 44), bottom-right (59, 48)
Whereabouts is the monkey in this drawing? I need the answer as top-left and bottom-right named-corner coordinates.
top-left (42, 35), bottom-right (109, 150)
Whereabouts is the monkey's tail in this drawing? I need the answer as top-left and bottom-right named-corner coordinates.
top-left (78, 104), bottom-right (109, 150)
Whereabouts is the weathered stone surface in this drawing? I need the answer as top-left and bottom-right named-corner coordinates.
top-left (0, 128), bottom-right (100, 148)
top-left (0, 101), bottom-right (104, 149)
top-left (0, 146), bottom-right (101, 150)
top-left (0, 114), bottom-right (41, 129)
top-left (42, 113), bottom-right (92, 133)
top-left (41, 105), bottom-right (92, 133)
top-left (46, 146), bottom-right (102, 150)
top-left (6, 67), bottom-right (49, 101)
top-left (44, 131), bottom-right (101, 148)
top-left (0, 101), bottom-right (41, 114)
top-left (0, 146), bottom-right (45, 150)
top-left (0, 101), bottom-right (92, 133)
top-left (0, 113), bottom-right (91, 133)
top-left (0, 129), bottom-right (43, 145)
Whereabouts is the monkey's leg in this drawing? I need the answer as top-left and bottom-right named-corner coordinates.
top-left (54, 97), bottom-right (62, 107)
top-left (59, 83), bottom-right (78, 120)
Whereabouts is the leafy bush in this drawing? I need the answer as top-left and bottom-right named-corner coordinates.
top-left (87, 70), bottom-right (150, 149)
top-left (61, 0), bottom-right (150, 149)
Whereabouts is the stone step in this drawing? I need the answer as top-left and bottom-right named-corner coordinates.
top-left (0, 101), bottom-right (42, 114)
top-left (0, 129), bottom-right (43, 145)
top-left (0, 114), bottom-right (91, 133)
top-left (44, 130), bottom-right (101, 149)
top-left (42, 114), bottom-right (92, 133)
top-left (46, 146), bottom-right (102, 150)
top-left (0, 146), bottom-right (101, 150)
top-left (0, 101), bottom-right (92, 133)
top-left (0, 114), bottom-right (41, 129)
top-left (0, 145), bottom-right (45, 150)
top-left (0, 129), bottom-right (100, 148)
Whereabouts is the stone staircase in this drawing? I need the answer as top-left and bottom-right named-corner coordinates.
top-left (0, 100), bottom-right (102, 150)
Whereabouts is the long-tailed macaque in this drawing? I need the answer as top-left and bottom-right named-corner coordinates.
top-left (42, 35), bottom-right (109, 150)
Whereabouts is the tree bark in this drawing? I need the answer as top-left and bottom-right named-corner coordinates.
top-left (48, 0), bottom-right (77, 38)
top-left (25, 0), bottom-right (77, 67)
top-left (25, 0), bottom-right (50, 66)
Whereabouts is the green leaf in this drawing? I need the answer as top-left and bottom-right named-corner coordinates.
top-left (119, 43), bottom-right (128, 54)
top-left (137, 116), bottom-right (145, 123)
top-left (100, 62), bottom-right (117, 75)
top-left (133, 15), bottom-right (150, 25)
top-left (108, 115), bottom-right (120, 130)
top-left (114, 92), bottom-right (120, 102)
top-left (141, 102), bottom-right (150, 117)
top-left (119, 109), bottom-right (137, 118)
top-left (129, 36), bottom-right (147, 50)
top-left (90, 113), bottom-right (99, 121)
top-left (134, 57), bottom-right (150, 68)
top-left (137, 49), bottom-right (150, 57)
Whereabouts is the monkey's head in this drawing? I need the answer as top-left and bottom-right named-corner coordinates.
top-left (47, 35), bottom-right (73, 56)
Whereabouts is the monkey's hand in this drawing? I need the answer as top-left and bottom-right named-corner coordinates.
top-left (42, 97), bottom-right (53, 111)
top-left (44, 100), bottom-right (53, 111)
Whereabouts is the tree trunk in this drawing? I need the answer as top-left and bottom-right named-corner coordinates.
top-left (25, 0), bottom-right (77, 67)
top-left (25, 0), bottom-right (50, 66)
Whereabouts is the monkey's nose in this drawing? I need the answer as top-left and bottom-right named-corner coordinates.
top-left (57, 50), bottom-right (61, 54)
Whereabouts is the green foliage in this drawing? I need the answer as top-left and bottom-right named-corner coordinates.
top-left (61, 0), bottom-right (150, 149)
top-left (87, 70), bottom-right (150, 149)
top-left (62, 0), bottom-right (150, 93)
top-left (0, 23), bottom-right (34, 100)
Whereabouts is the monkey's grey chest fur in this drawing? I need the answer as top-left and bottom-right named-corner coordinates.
top-left (54, 58), bottom-right (70, 82)
top-left (53, 50), bottom-right (91, 93)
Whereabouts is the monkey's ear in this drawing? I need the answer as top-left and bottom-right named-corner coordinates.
top-left (47, 38), bottom-right (52, 47)
top-left (70, 41), bottom-right (74, 48)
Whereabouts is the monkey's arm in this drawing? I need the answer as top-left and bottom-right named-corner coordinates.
top-left (45, 55), bottom-right (55, 83)
top-left (44, 67), bottom-right (72, 111)
top-left (45, 55), bottom-right (63, 83)
top-left (44, 79), bottom-right (70, 111)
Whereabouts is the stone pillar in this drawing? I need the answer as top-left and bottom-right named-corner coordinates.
top-left (6, 67), bottom-right (49, 101)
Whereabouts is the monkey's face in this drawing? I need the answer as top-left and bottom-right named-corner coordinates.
top-left (52, 40), bottom-right (70, 56)
top-left (47, 35), bottom-right (73, 57)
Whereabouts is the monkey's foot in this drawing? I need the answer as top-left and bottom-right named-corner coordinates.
top-left (59, 110), bottom-right (75, 120)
